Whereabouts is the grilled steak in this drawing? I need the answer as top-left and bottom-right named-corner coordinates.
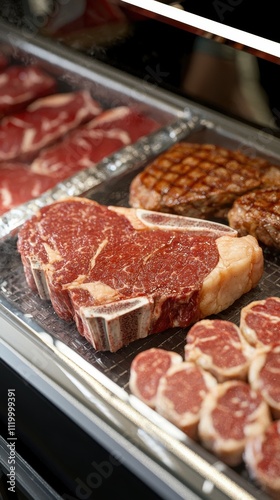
top-left (228, 187), bottom-right (280, 249)
top-left (129, 142), bottom-right (280, 220)
top-left (17, 197), bottom-right (263, 352)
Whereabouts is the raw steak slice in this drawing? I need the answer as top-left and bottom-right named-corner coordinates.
top-left (198, 380), bottom-right (271, 466)
top-left (155, 361), bottom-right (217, 439)
top-left (240, 297), bottom-right (280, 348)
top-left (0, 163), bottom-right (57, 216)
top-left (30, 107), bottom-right (160, 180)
top-left (129, 142), bottom-right (280, 219)
top-left (129, 348), bottom-right (182, 408)
top-left (228, 187), bottom-right (280, 249)
top-left (0, 65), bottom-right (57, 117)
top-left (244, 420), bottom-right (280, 499)
top-left (249, 343), bottom-right (280, 418)
top-left (17, 197), bottom-right (263, 352)
top-left (184, 319), bottom-right (254, 383)
top-left (0, 90), bottom-right (102, 162)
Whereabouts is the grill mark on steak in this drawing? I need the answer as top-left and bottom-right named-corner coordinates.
top-left (17, 197), bottom-right (263, 352)
top-left (228, 187), bottom-right (280, 249)
top-left (129, 142), bottom-right (280, 220)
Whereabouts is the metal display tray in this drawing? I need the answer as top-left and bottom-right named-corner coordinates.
top-left (1, 21), bottom-right (280, 500)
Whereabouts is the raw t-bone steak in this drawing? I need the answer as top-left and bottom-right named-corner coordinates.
top-left (17, 197), bottom-right (264, 352)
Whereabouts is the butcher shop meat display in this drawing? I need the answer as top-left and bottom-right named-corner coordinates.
top-left (0, 65), bottom-right (57, 117)
top-left (129, 142), bottom-right (280, 248)
top-left (17, 197), bottom-right (263, 352)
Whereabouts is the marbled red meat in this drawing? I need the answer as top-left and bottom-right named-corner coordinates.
top-left (184, 319), bottom-right (253, 382)
top-left (0, 65), bottom-right (57, 117)
top-left (249, 343), bottom-right (280, 418)
top-left (240, 297), bottom-right (280, 348)
top-left (198, 380), bottom-right (271, 466)
top-left (30, 107), bottom-right (160, 180)
top-left (0, 90), bottom-right (102, 162)
top-left (0, 163), bottom-right (57, 216)
top-left (244, 420), bottom-right (280, 498)
top-left (17, 197), bottom-right (263, 352)
top-left (155, 361), bottom-right (217, 439)
top-left (129, 348), bottom-right (182, 408)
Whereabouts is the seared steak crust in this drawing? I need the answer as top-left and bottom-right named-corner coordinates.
top-left (228, 187), bottom-right (280, 249)
top-left (129, 142), bottom-right (280, 219)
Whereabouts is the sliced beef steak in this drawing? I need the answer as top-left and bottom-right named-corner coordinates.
top-left (198, 380), bottom-right (271, 466)
top-left (0, 65), bottom-right (57, 117)
top-left (184, 319), bottom-right (253, 382)
top-left (0, 163), bottom-right (57, 215)
top-left (30, 107), bottom-right (159, 181)
top-left (129, 348), bottom-right (182, 408)
top-left (244, 420), bottom-right (280, 498)
top-left (0, 90), bottom-right (102, 162)
top-left (240, 297), bottom-right (280, 348)
top-left (155, 361), bottom-right (217, 439)
top-left (249, 343), bottom-right (280, 418)
top-left (129, 142), bottom-right (280, 219)
top-left (17, 197), bottom-right (263, 352)
top-left (228, 187), bottom-right (280, 250)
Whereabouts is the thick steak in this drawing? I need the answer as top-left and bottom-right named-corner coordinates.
top-left (0, 90), bottom-right (102, 161)
top-left (184, 319), bottom-right (254, 382)
top-left (17, 197), bottom-right (263, 352)
top-left (249, 344), bottom-right (280, 419)
top-left (240, 297), bottom-right (280, 348)
top-left (228, 187), bottom-right (280, 250)
top-left (0, 65), bottom-right (57, 117)
top-left (198, 380), bottom-right (271, 466)
top-left (155, 361), bottom-right (217, 439)
top-left (129, 348), bottom-right (182, 408)
top-left (129, 142), bottom-right (280, 219)
top-left (244, 420), bottom-right (280, 498)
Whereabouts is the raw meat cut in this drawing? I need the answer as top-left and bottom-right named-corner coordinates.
top-left (240, 297), bottom-right (280, 348)
top-left (198, 380), bottom-right (271, 466)
top-left (244, 420), bottom-right (280, 498)
top-left (0, 90), bottom-right (102, 162)
top-left (155, 361), bottom-right (217, 439)
top-left (17, 197), bottom-right (263, 352)
top-left (0, 65), bottom-right (57, 117)
top-left (184, 319), bottom-right (254, 382)
top-left (30, 106), bottom-right (160, 180)
top-left (249, 343), bottom-right (280, 418)
top-left (129, 348), bottom-right (182, 408)
top-left (129, 142), bottom-right (280, 219)
top-left (228, 187), bottom-right (280, 250)
top-left (0, 163), bottom-right (57, 216)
